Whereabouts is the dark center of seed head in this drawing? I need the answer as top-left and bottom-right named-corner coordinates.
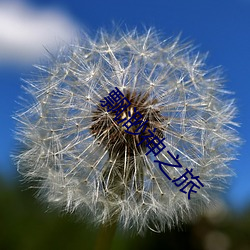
top-left (90, 90), bottom-right (165, 160)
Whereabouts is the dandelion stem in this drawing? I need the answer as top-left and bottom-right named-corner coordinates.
top-left (94, 220), bottom-right (117, 250)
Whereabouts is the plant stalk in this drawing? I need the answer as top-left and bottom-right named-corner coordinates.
top-left (94, 220), bottom-right (117, 250)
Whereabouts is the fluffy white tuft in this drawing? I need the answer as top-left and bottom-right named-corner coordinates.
top-left (14, 27), bottom-right (240, 233)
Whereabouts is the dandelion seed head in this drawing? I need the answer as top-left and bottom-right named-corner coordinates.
top-left (14, 27), bottom-right (240, 233)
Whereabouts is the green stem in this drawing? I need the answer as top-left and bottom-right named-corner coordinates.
top-left (94, 221), bottom-right (117, 250)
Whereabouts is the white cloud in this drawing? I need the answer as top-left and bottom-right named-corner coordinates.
top-left (0, 1), bottom-right (78, 65)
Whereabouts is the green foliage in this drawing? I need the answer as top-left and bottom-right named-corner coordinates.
top-left (1, 177), bottom-right (250, 250)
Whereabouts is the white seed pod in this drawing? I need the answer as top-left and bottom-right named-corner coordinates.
top-left (14, 28), bottom-right (240, 233)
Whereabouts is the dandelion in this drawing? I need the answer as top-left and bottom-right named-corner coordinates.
top-left (14, 27), bottom-right (240, 234)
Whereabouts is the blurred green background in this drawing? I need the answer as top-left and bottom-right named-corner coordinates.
top-left (1, 175), bottom-right (250, 250)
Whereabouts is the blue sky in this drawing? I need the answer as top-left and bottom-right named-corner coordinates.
top-left (1, 0), bottom-right (249, 210)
